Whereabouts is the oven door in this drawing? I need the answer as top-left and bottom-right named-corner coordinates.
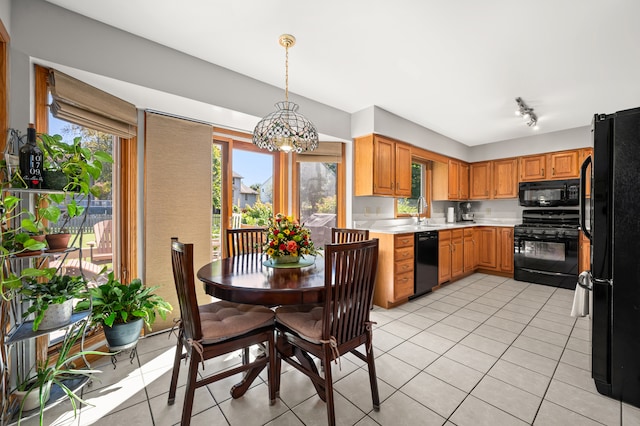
top-left (514, 232), bottom-right (579, 289)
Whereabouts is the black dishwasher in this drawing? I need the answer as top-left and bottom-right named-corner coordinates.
top-left (412, 231), bottom-right (439, 298)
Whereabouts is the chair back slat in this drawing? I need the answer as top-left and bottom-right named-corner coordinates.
top-left (170, 238), bottom-right (203, 342)
top-left (225, 228), bottom-right (266, 257)
top-left (331, 228), bottom-right (369, 244)
top-left (323, 239), bottom-right (379, 344)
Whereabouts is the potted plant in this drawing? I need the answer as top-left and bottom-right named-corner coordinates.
top-left (11, 322), bottom-right (110, 425)
top-left (36, 133), bottom-right (113, 249)
top-left (75, 272), bottom-right (172, 348)
top-left (20, 271), bottom-right (88, 331)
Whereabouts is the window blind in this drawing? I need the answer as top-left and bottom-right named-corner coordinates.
top-left (48, 69), bottom-right (137, 138)
top-left (144, 112), bottom-right (212, 330)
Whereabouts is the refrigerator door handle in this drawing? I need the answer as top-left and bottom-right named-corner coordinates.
top-left (580, 155), bottom-right (593, 241)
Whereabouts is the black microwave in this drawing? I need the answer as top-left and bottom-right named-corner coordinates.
top-left (518, 179), bottom-right (580, 207)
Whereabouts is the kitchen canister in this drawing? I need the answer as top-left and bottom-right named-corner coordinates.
top-left (447, 207), bottom-right (455, 223)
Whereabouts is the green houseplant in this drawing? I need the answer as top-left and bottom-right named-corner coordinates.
top-left (20, 272), bottom-right (88, 331)
top-left (12, 322), bottom-right (110, 425)
top-left (75, 272), bottom-right (172, 348)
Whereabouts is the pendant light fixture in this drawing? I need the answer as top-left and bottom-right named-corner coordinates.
top-left (253, 34), bottom-right (319, 153)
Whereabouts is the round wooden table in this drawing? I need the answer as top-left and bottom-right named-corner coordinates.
top-left (197, 254), bottom-right (326, 306)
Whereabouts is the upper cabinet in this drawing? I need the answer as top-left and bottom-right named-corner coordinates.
top-left (470, 161), bottom-right (491, 199)
top-left (492, 158), bottom-right (518, 199)
top-left (433, 159), bottom-right (469, 200)
top-left (354, 134), bottom-right (411, 197)
top-left (519, 150), bottom-right (581, 182)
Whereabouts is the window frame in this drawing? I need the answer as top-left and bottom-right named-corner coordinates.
top-left (396, 158), bottom-right (432, 219)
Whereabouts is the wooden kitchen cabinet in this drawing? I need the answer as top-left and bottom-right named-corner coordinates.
top-left (353, 134), bottom-right (412, 197)
top-left (463, 228), bottom-right (478, 273)
top-left (477, 227), bottom-right (498, 270)
top-left (580, 148), bottom-right (593, 197)
top-left (470, 159), bottom-right (517, 200)
top-left (499, 227), bottom-right (514, 273)
top-left (579, 231), bottom-right (591, 273)
top-left (492, 158), bottom-right (518, 198)
top-left (520, 154), bottom-right (547, 181)
top-left (371, 232), bottom-right (415, 308)
top-left (438, 230), bottom-right (452, 284)
top-left (451, 229), bottom-right (464, 279)
top-left (548, 150), bottom-right (579, 179)
top-left (432, 159), bottom-right (469, 200)
top-left (520, 149), bottom-right (581, 182)
top-left (438, 229), bottom-right (464, 284)
top-left (470, 161), bottom-right (492, 199)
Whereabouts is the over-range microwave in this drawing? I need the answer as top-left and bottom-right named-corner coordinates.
top-left (518, 179), bottom-right (580, 207)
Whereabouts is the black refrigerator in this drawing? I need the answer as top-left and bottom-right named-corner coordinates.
top-left (580, 106), bottom-right (640, 408)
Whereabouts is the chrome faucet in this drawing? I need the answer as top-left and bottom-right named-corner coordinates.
top-left (416, 196), bottom-right (427, 223)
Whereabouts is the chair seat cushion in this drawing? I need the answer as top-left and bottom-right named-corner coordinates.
top-left (199, 301), bottom-right (274, 344)
top-left (275, 304), bottom-right (324, 343)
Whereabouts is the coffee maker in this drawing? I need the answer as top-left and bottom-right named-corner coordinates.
top-left (458, 202), bottom-right (475, 222)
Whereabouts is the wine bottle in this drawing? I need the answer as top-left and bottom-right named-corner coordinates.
top-left (19, 124), bottom-right (43, 189)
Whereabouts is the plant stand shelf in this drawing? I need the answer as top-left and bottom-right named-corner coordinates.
top-left (107, 341), bottom-right (138, 369)
top-left (7, 376), bottom-right (90, 425)
top-left (5, 311), bottom-right (90, 346)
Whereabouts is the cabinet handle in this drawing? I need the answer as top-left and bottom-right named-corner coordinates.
top-left (494, 189), bottom-right (497, 196)
top-left (552, 167), bottom-right (555, 176)
top-left (541, 167), bottom-right (544, 175)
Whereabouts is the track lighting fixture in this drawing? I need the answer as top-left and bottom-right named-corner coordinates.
top-left (515, 97), bottom-right (538, 129)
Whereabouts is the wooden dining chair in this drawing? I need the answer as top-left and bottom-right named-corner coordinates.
top-left (331, 227), bottom-right (370, 243)
top-left (169, 238), bottom-right (277, 426)
top-left (274, 238), bottom-right (380, 426)
top-left (225, 227), bottom-right (266, 257)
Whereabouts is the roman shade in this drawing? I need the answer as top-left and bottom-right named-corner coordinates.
top-left (295, 142), bottom-right (343, 163)
top-left (48, 69), bottom-right (137, 138)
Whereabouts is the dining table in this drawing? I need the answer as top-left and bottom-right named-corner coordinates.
top-left (196, 253), bottom-right (328, 400)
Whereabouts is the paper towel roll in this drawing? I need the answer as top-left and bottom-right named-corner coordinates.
top-left (447, 207), bottom-right (455, 223)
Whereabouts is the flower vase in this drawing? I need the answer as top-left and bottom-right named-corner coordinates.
top-left (274, 255), bottom-right (300, 264)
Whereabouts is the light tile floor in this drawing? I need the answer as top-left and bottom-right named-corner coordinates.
top-left (23, 273), bottom-right (640, 425)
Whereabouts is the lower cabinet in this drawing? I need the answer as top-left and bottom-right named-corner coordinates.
top-left (579, 231), bottom-right (590, 272)
top-left (439, 229), bottom-right (468, 285)
top-left (477, 226), bottom-right (514, 274)
top-left (463, 228), bottom-right (478, 272)
top-left (371, 232), bottom-right (415, 308)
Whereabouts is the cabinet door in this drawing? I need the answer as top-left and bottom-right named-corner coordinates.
top-left (493, 158), bottom-right (518, 199)
top-left (549, 150), bottom-right (579, 179)
top-left (580, 148), bottom-right (593, 198)
top-left (519, 154), bottom-right (547, 181)
top-left (472, 228), bottom-right (480, 269)
top-left (470, 161), bottom-right (491, 199)
top-left (394, 143), bottom-right (412, 197)
top-left (463, 230), bottom-right (475, 273)
top-left (477, 227), bottom-right (498, 269)
top-left (448, 159), bottom-right (460, 200)
top-left (499, 227), bottom-right (514, 273)
top-left (579, 231), bottom-right (590, 272)
top-left (451, 230), bottom-right (464, 279)
top-left (373, 136), bottom-right (395, 195)
top-left (438, 231), bottom-right (452, 284)
top-left (459, 163), bottom-right (469, 200)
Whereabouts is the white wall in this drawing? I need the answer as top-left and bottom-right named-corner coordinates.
top-left (9, 0), bottom-right (352, 141)
top-left (0, 0), bottom-right (9, 34)
top-left (468, 126), bottom-right (592, 162)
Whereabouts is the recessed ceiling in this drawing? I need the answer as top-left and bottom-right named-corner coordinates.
top-left (44, 0), bottom-right (640, 146)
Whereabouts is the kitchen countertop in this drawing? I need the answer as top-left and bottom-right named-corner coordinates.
top-left (365, 220), bottom-right (517, 234)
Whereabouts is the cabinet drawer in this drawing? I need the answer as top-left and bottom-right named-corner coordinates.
top-left (439, 230), bottom-right (452, 241)
top-left (463, 228), bottom-right (473, 237)
top-left (395, 258), bottom-right (414, 274)
top-left (452, 229), bottom-right (464, 239)
top-left (394, 271), bottom-right (414, 300)
top-left (394, 234), bottom-right (414, 248)
top-left (394, 246), bottom-right (414, 262)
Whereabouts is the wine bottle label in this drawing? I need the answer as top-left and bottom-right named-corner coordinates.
top-left (19, 145), bottom-right (44, 189)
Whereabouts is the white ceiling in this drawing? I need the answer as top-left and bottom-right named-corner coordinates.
top-left (44, 0), bottom-right (640, 146)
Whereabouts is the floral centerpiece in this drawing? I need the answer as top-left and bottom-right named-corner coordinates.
top-left (263, 213), bottom-right (320, 264)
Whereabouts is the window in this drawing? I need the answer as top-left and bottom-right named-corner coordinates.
top-left (397, 160), bottom-right (431, 218)
top-left (293, 142), bottom-right (345, 248)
